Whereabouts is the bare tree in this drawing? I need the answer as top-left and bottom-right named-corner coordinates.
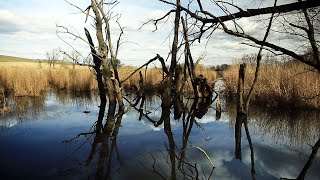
top-left (156, 1), bottom-right (320, 179)
top-left (45, 49), bottom-right (60, 68)
top-left (159, 0), bottom-right (320, 71)
top-left (57, 0), bottom-right (126, 112)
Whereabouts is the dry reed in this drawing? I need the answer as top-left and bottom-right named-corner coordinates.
top-left (0, 63), bottom-right (97, 96)
top-left (0, 62), bottom-right (216, 96)
top-left (119, 65), bottom-right (217, 93)
top-left (223, 61), bottom-right (320, 110)
top-left (47, 67), bottom-right (97, 91)
top-left (0, 64), bottom-right (48, 96)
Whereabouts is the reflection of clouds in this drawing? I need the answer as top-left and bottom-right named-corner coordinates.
top-left (241, 144), bottom-right (320, 180)
top-left (210, 150), bottom-right (238, 179)
top-left (0, 116), bottom-right (18, 131)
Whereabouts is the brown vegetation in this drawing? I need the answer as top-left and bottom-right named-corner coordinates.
top-left (0, 63), bottom-right (97, 96)
top-left (0, 62), bottom-right (216, 97)
top-left (0, 87), bottom-right (11, 115)
top-left (119, 65), bottom-right (217, 93)
top-left (223, 61), bottom-right (320, 110)
top-left (47, 67), bottom-right (97, 91)
top-left (0, 64), bottom-right (48, 96)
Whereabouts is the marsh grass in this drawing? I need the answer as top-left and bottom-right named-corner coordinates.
top-left (223, 62), bottom-right (320, 110)
top-left (0, 62), bottom-right (216, 96)
top-left (119, 65), bottom-right (217, 93)
top-left (0, 62), bottom-right (96, 96)
top-left (0, 64), bottom-right (48, 96)
top-left (48, 67), bottom-right (98, 91)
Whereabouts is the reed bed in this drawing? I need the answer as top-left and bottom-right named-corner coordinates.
top-left (0, 63), bottom-right (97, 96)
top-left (119, 65), bottom-right (217, 93)
top-left (223, 61), bottom-right (320, 110)
top-left (0, 65), bottom-right (48, 96)
top-left (0, 62), bottom-right (216, 97)
top-left (47, 67), bottom-right (97, 91)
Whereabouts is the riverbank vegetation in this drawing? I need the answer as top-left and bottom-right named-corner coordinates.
top-left (223, 56), bottom-right (320, 110)
top-left (0, 60), bottom-right (216, 97)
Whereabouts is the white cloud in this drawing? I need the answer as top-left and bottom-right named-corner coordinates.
top-left (0, 0), bottom-right (313, 65)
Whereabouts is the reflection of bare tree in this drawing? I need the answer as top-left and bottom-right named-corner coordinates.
top-left (281, 137), bottom-right (320, 180)
top-left (227, 101), bottom-right (320, 180)
top-left (227, 102), bottom-right (320, 148)
top-left (243, 119), bottom-right (256, 179)
top-left (86, 102), bottom-right (124, 179)
top-left (129, 94), bottom-right (216, 180)
top-left (65, 97), bottom-right (124, 179)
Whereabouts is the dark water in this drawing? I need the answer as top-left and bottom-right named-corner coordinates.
top-left (0, 91), bottom-right (319, 180)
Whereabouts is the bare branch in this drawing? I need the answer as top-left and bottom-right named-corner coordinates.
top-left (121, 54), bottom-right (168, 84)
top-left (289, 22), bottom-right (309, 32)
top-left (216, 1), bottom-right (244, 12)
top-left (219, 22), bottom-right (319, 70)
top-left (160, 0), bottom-right (320, 24)
top-left (245, 0), bottom-right (277, 113)
top-left (140, 10), bottom-right (176, 32)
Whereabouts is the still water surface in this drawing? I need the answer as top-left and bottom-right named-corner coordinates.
top-left (0, 92), bottom-right (319, 180)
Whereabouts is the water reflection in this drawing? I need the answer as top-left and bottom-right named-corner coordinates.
top-left (0, 92), bottom-right (99, 134)
top-left (55, 90), bottom-right (98, 108)
top-left (124, 93), bottom-right (217, 179)
top-left (13, 95), bottom-right (46, 119)
top-left (226, 100), bottom-right (320, 180)
top-left (0, 92), bottom-right (319, 179)
top-left (0, 95), bottom-right (46, 133)
top-left (85, 102), bottom-right (124, 179)
top-left (226, 101), bottom-right (320, 148)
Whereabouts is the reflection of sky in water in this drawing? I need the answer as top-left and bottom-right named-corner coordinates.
top-left (0, 93), bottom-right (319, 180)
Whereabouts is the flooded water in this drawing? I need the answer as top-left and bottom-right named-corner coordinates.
top-left (0, 91), bottom-right (319, 180)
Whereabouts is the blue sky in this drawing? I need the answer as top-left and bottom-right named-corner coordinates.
top-left (0, 0), bottom-right (301, 66)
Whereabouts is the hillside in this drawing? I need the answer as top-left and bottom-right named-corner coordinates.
top-left (0, 55), bottom-right (71, 65)
top-left (0, 55), bottom-right (36, 62)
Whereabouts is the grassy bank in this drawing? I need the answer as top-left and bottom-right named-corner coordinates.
top-left (0, 60), bottom-right (216, 96)
top-left (223, 61), bottom-right (320, 110)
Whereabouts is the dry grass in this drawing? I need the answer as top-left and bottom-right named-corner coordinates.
top-left (119, 67), bottom-right (164, 92)
top-left (0, 62), bottom-right (97, 96)
top-left (48, 67), bottom-right (97, 91)
top-left (0, 61), bottom-right (216, 96)
top-left (0, 63), bottom-right (48, 96)
top-left (120, 65), bottom-right (217, 93)
top-left (223, 61), bottom-right (320, 110)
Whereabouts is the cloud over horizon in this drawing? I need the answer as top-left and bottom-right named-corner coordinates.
top-left (0, 0), bottom-right (307, 66)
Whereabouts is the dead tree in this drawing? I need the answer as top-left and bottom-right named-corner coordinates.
top-left (159, 0), bottom-right (320, 71)
top-left (45, 49), bottom-right (59, 68)
top-left (58, 0), bottom-right (125, 111)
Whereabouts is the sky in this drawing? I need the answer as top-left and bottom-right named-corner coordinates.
top-left (0, 0), bottom-right (303, 66)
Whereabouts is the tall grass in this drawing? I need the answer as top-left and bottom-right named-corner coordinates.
top-left (0, 63), bottom-right (97, 96)
top-left (0, 65), bottom-right (48, 96)
top-left (119, 65), bottom-right (217, 93)
top-left (223, 61), bottom-right (320, 110)
top-left (48, 67), bottom-right (97, 91)
top-left (0, 62), bottom-right (216, 96)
